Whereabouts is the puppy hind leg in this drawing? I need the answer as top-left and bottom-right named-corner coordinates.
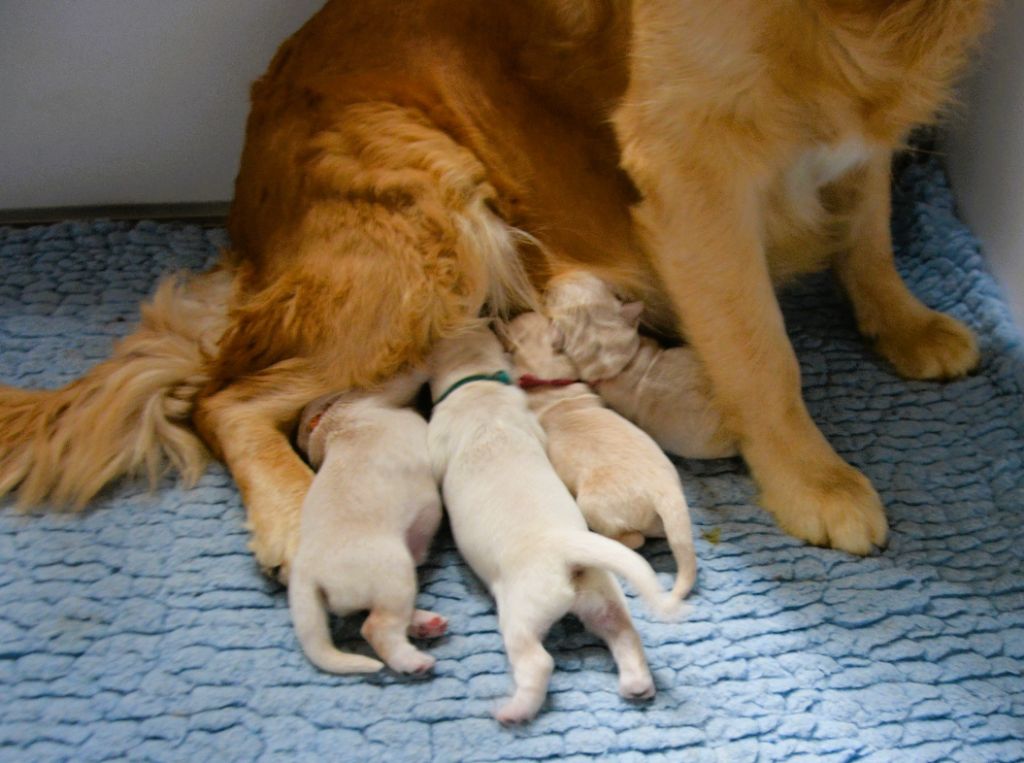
top-left (614, 531), bottom-right (646, 550)
top-left (575, 489), bottom-right (645, 550)
top-left (492, 582), bottom-right (569, 724)
top-left (573, 570), bottom-right (655, 701)
top-left (408, 609), bottom-right (448, 640)
top-left (494, 628), bottom-right (556, 725)
top-left (288, 571), bottom-right (384, 674)
top-left (360, 556), bottom-right (436, 675)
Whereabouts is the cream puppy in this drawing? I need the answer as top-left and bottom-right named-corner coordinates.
top-left (427, 323), bottom-right (679, 724)
top-left (503, 311), bottom-right (697, 599)
top-left (288, 372), bottom-right (446, 675)
top-left (546, 272), bottom-right (738, 460)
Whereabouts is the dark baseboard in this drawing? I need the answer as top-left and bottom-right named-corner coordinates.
top-left (0, 202), bottom-right (231, 227)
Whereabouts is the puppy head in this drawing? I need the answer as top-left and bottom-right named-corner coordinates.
top-left (427, 320), bottom-right (510, 399)
top-left (501, 312), bottom-right (579, 380)
top-left (544, 272), bottom-right (643, 381)
top-left (296, 391), bottom-right (344, 466)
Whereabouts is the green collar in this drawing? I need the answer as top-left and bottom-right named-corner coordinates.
top-left (433, 370), bottom-right (512, 406)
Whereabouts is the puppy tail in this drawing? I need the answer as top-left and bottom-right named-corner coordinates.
top-left (288, 572), bottom-right (385, 675)
top-left (0, 268), bottom-right (232, 509)
top-left (561, 533), bottom-right (684, 621)
top-left (656, 491), bottom-right (699, 601)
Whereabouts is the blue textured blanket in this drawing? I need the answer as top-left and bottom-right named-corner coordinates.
top-left (1, 155), bottom-right (1022, 762)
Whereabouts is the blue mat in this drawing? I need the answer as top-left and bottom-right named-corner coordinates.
top-left (1, 155), bottom-right (1023, 762)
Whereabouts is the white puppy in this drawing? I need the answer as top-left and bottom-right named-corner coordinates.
top-left (427, 323), bottom-right (679, 724)
top-left (546, 271), bottom-right (738, 460)
top-left (503, 311), bottom-right (697, 599)
top-left (288, 372), bottom-right (446, 675)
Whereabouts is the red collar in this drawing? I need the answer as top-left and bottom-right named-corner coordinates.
top-left (517, 373), bottom-right (581, 390)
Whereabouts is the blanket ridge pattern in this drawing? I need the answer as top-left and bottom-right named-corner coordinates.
top-left (1, 155), bottom-right (1022, 762)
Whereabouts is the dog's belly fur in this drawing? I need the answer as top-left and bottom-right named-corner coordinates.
top-left (225, 1), bottom-right (987, 349)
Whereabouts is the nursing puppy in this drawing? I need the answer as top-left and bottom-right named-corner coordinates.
top-left (503, 311), bottom-right (698, 599)
top-left (427, 324), bottom-right (678, 723)
top-left (288, 373), bottom-right (445, 675)
top-left (546, 272), bottom-right (738, 460)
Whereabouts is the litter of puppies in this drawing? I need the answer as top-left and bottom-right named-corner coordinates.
top-left (291, 279), bottom-right (714, 723)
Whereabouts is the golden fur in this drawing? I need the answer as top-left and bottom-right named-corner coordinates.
top-left (0, 0), bottom-right (992, 573)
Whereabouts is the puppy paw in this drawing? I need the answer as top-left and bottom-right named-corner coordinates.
top-left (619, 672), bottom-right (656, 701)
top-left (614, 531), bottom-right (646, 550)
top-left (874, 310), bottom-right (979, 380)
top-left (409, 610), bottom-right (449, 639)
top-left (494, 698), bottom-right (540, 725)
top-left (387, 649), bottom-right (436, 676)
top-left (761, 463), bottom-right (888, 555)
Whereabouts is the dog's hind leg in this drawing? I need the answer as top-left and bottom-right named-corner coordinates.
top-left (194, 359), bottom-right (329, 581)
top-left (197, 103), bottom-right (538, 577)
top-left (572, 569), bottom-right (655, 701)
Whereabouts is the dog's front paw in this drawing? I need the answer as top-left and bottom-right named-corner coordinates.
top-left (761, 463), bottom-right (888, 555)
top-left (874, 310), bottom-right (979, 380)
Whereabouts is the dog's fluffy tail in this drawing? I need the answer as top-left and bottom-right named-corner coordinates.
top-left (0, 268), bottom-right (232, 509)
top-left (561, 532), bottom-right (683, 621)
top-left (287, 572), bottom-right (385, 674)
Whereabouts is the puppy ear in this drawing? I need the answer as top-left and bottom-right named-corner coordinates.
top-left (492, 319), bottom-right (514, 351)
top-left (549, 323), bottom-right (566, 351)
top-left (620, 301), bottom-right (644, 325)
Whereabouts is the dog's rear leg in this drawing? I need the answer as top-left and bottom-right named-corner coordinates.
top-left (208, 103), bottom-right (538, 576)
top-left (573, 569), bottom-right (655, 701)
top-left (833, 152), bottom-right (979, 379)
top-left (194, 360), bottom-right (327, 581)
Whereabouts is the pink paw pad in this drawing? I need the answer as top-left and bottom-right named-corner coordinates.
top-left (412, 615), bottom-right (448, 639)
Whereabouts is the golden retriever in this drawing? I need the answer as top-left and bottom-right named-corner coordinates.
top-left (0, 1), bottom-right (992, 575)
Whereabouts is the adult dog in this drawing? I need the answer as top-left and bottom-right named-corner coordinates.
top-left (0, 1), bottom-right (991, 574)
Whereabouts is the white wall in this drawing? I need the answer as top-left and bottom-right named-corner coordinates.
top-left (946, 1), bottom-right (1024, 329)
top-left (2, 1), bottom-right (1021, 328)
top-left (0, 0), bottom-right (324, 210)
